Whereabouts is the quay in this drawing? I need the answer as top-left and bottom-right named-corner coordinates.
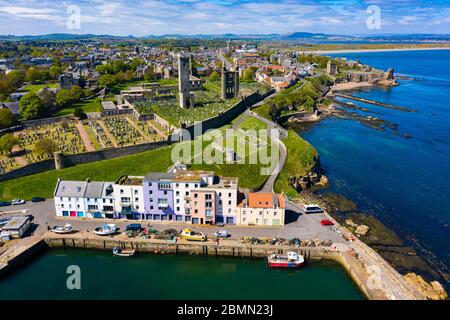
top-left (333, 92), bottom-right (416, 113)
top-left (39, 230), bottom-right (425, 300)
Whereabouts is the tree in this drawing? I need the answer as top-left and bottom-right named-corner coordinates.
top-left (37, 87), bottom-right (56, 110)
top-left (56, 89), bottom-right (75, 107)
top-left (70, 86), bottom-right (84, 101)
top-left (73, 107), bottom-right (86, 119)
top-left (98, 74), bottom-right (118, 88)
top-left (0, 133), bottom-right (19, 155)
top-left (25, 67), bottom-right (43, 83)
top-left (209, 71), bottom-right (220, 81)
top-left (49, 65), bottom-right (63, 79)
top-left (143, 67), bottom-right (155, 82)
top-left (241, 67), bottom-right (256, 82)
top-left (0, 108), bottom-right (15, 129)
top-left (33, 138), bottom-right (58, 156)
top-left (19, 92), bottom-right (45, 120)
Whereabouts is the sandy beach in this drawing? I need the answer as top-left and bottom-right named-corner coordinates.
top-left (330, 82), bottom-right (374, 91)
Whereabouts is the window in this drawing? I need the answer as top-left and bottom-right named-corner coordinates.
top-left (120, 189), bottom-right (124, 194)
top-left (150, 206), bottom-right (154, 210)
top-left (228, 193), bottom-right (232, 197)
top-left (228, 201), bottom-right (232, 205)
top-left (134, 190), bottom-right (138, 195)
top-left (219, 192), bottom-right (222, 197)
top-left (195, 209), bottom-right (198, 214)
top-left (185, 184), bottom-right (188, 188)
top-left (149, 190), bottom-right (153, 195)
top-left (135, 197), bottom-right (139, 202)
top-left (61, 204), bottom-right (65, 208)
top-left (176, 199), bottom-right (180, 204)
top-left (205, 209), bottom-right (213, 217)
top-left (185, 192), bottom-right (189, 196)
top-left (177, 207), bottom-right (180, 212)
top-left (158, 198), bottom-right (168, 206)
top-left (121, 197), bottom-right (131, 203)
top-left (194, 193), bottom-right (198, 198)
top-left (206, 202), bottom-right (212, 208)
top-left (148, 182), bottom-right (152, 187)
top-left (195, 184), bottom-right (198, 188)
top-left (136, 205), bottom-right (140, 210)
top-left (159, 182), bottom-right (171, 190)
top-left (164, 191), bottom-right (168, 196)
top-left (88, 205), bottom-right (98, 211)
top-left (219, 200), bottom-right (222, 205)
top-left (264, 219), bottom-right (269, 225)
top-left (205, 194), bottom-right (212, 200)
top-left (176, 183), bottom-right (179, 188)
top-left (256, 218), bottom-right (260, 224)
top-left (176, 191), bottom-right (180, 196)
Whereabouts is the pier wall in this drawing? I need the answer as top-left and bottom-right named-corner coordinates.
top-left (43, 237), bottom-right (335, 260)
top-left (0, 239), bottom-right (47, 278)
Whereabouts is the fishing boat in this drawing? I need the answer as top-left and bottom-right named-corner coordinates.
top-left (51, 224), bottom-right (73, 234)
top-left (267, 252), bottom-right (304, 269)
top-left (94, 224), bottom-right (117, 236)
top-left (112, 247), bottom-right (135, 257)
top-left (181, 228), bottom-right (207, 242)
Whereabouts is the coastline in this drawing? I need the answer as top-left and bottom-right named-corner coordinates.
top-left (300, 47), bottom-right (450, 54)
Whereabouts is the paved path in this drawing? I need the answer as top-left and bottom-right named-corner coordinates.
top-left (75, 121), bottom-right (95, 152)
top-left (232, 109), bottom-right (287, 193)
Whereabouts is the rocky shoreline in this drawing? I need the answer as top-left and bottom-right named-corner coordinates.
top-left (278, 76), bottom-right (449, 298)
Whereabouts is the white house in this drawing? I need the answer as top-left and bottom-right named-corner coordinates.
top-left (54, 180), bottom-right (89, 217)
top-left (113, 175), bottom-right (145, 219)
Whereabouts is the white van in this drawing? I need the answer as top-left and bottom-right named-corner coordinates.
top-left (303, 205), bottom-right (324, 214)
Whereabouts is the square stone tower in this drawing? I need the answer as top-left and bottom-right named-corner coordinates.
top-left (178, 54), bottom-right (191, 108)
top-left (221, 65), bottom-right (240, 100)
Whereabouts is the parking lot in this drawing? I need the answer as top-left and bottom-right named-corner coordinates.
top-left (0, 198), bottom-right (345, 243)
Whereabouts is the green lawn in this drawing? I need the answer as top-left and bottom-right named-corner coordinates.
top-left (237, 116), bottom-right (268, 131)
top-left (52, 98), bottom-right (102, 117)
top-left (252, 104), bottom-right (272, 121)
top-left (24, 83), bottom-right (58, 93)
top-left (0, 134), bottom-right (269, 200)
top-left (274, 130), bottom-right (318, 198)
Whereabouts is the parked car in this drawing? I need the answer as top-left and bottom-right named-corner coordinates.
top-left (303, 204), bottom-right (324, 214)
top-left (11, 199), bottom-right (26, 205)
top-left (320, 219), bottom-right (334, 226)
top-left (214, 230), bottom-right (229, 238)
top-left (125, 223), bottom-right (142, 232)
top-left (0, 201), bottom-right (11, 207)
top-left (31, 197), bottom-right (46, 203)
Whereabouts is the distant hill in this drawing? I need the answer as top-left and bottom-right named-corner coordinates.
top-left (1, 32), bottom-right (449, 42)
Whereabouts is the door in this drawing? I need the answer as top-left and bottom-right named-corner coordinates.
top-left (192, 218), bottom-right (200, 224)
top-left (70, 211), bottom-right (77, 217)
top-left (226, 217), bottom-right (234, 225)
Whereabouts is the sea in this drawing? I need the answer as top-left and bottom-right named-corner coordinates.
top-left (301, 49), bottom-right (450, 285)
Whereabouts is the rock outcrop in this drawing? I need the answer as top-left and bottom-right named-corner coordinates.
top-left (404, 273), bottom-right (448, 300)
top-left (334, 68), bottom-right (398, 87)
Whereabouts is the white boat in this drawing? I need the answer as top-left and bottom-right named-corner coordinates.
top-left (51, 224), bottom-right (73, 234)
top-left (112, 247), bottom-right (135, 257)
top-left (94, 224), bottom-right (117, 236)
top-left (267, 252), bottom-right (305, 269)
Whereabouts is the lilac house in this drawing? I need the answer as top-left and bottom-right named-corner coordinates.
top-left (142, 172), bottom-right (176, 221)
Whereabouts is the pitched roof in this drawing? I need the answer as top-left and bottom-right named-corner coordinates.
top-left (84, 181), bottom-right (105, 198)
top-left (55, 180), bottom-right (88, 198)
top-left (246, 192), bottom-right (285, 209)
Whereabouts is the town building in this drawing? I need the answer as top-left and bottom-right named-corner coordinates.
top-left (1, 216), bottom-right (31, 239)
top-left (53, 171), bottom-right (285, 226)
top-left (238, 193), bottom-right (285, 226)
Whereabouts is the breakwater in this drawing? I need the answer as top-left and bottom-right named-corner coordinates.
top-left (333, 92), bottom-right (416, 112)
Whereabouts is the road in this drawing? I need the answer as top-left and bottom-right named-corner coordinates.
top-left (0, 199), bottom-right (346, 244)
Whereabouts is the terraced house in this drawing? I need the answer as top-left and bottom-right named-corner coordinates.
top-left (54, 169), bottom-right (285, 226)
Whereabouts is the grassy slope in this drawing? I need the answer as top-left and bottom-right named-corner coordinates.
top-left (275, 130), bottom-right (318, 198)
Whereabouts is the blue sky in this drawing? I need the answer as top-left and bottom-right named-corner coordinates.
top-left (0, 0), bottom-right (449, 36)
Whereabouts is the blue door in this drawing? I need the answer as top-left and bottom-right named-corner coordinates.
top-left (62, 211), bottom-right (69, 217)
top-left (77, 212), bottom-right (84, 218)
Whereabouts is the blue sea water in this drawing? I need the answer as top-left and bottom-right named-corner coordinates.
top-left (301, 50), bottom-right (450, 282)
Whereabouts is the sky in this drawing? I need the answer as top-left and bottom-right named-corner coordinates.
top-left (0, 0), bottom-right (449, 36)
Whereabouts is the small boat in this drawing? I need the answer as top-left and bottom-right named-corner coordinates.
top-left (94, 224), bottom-right (117, 236)
top-left (112, 247), bottom-right (135, 257)
top-left (51, 224), bottom-right (73, 234)
top-left (181, 228), bottom-right (207, 242)
top-left (267, 252), bottom-right (304, 269)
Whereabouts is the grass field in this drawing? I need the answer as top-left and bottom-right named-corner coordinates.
top-left (237, 116), bottom-right (268, 131)
top-left (23, 83), bottom-right (58, 93)
top-left (52, 98), bottom-right (102, 117)
top-left (252, 104), bottom-right (272, 121)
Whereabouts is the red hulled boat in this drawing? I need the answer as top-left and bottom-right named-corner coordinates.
top-left (267, 252), bottom-right (305, 269)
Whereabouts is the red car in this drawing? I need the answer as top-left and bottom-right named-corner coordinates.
top-left (320, 219), bottom-right (334, 226)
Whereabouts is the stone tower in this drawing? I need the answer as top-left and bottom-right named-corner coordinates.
top-left (178, 54), bottom-right (191, 108)
top-left (221, 64), bottom-right (240, 100)
top-left (327, 60), bottom-right (338, 76)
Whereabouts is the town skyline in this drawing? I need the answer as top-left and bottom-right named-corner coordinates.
top-left (1, 0), bottom-right (449, 36)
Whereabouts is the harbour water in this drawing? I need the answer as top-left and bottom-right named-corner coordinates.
top-left (302, 49), bottom-right (450, 285)
top-left (0, 249), bottom-right (364, 300)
